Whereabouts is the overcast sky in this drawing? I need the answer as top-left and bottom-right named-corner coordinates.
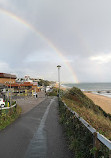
top-left (0, 0), bottom-right (111, 83)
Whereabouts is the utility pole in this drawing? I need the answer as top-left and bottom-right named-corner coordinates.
top-left (57, 65), bottom-right (61, 98)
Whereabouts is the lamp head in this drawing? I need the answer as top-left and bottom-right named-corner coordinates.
top-left (57, 65), bottom-right (61, 68)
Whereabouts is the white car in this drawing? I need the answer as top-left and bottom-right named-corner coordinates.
top-left (0, 98), bottom-right (5, 108)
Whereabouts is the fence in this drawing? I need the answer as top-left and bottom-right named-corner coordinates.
top-left (0, 103), bottom-right (17, 110)
top-left (61, 100), bottom-right (111, 158)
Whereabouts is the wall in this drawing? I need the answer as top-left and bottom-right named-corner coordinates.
top-left (0, 78), bottom-right (16, 84)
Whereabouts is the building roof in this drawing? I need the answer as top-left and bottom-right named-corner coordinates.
top-left (21, 82), bottom-right (33, 87)
top-left (6, 82), bottom-right (33, 87)
top-left (0, 73), bottom-right (16, 79)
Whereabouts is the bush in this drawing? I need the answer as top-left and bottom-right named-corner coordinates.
top-left (59, 100), bottom-right (110, 158)
top-left (0, 105), bottom-right (21, 130)
top-left (59, 101), bottom-right (93, 158)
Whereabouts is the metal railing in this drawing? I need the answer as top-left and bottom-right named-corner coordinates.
top-left (62, 101), bottom-right (111, 157)
top-left (1, 104), bottom-right (17, 110)
top-left (0, 102), bottom-right (17, 110)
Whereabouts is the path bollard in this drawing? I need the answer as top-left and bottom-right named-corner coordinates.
top-left (7, 102), bottom-right (10, 107)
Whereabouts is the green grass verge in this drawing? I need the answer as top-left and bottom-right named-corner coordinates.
top-left (59, 100), bottom-right (110, 158)
top-left (0, 105), bottom-right (22, 130)
top-left (62, 87), bottom-right (111, 140)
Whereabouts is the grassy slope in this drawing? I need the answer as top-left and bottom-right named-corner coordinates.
top-left (62, 87), bottom-right (111, 140)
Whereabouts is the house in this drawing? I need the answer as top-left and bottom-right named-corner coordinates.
top-left (0, 73), bottom-right (16, 84)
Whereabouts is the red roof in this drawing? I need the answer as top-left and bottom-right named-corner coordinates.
top-left (21, 82), bottom-right (33, 87)
top-left (6, 82), bottom-right (33, 87)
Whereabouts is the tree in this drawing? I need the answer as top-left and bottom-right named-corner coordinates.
top-left (38, 79), bottom-right (50, 86)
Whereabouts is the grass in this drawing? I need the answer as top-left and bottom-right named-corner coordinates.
top-left (62, 87), bottom-right (111, 140)
top-left (0, 105), bottom-right (21, 130)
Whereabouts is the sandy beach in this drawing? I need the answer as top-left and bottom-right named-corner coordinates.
top-left (84, 92), bottom-right (111, 114)
top-left (54, 83), bottom-right (67, 91)
top-left (55, 83), bottom-right (111, 114)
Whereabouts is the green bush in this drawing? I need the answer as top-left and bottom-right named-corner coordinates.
top-left (0, 105), bottom-right (21, 130)
top-left (59, 101), bottom-right (93, 158)
top-left (59, 100), bottom-right (110, 158)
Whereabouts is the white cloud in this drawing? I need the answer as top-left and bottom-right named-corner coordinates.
top-left (0, 61), bottom-right (11, 72)
top-left (90, 53), bottom-right (111, 64)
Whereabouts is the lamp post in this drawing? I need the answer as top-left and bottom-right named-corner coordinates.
top-left (10, 74), bottom-right (12, 106)
top-left (57, 65), bottom-right (61, 98)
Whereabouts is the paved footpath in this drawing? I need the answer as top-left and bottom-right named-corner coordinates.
top-left (15, 91), bottom-right (46, 114)
top-left (0, 97), bottom-right (74, 158)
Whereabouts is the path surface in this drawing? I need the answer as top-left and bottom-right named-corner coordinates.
top-left (0, 96), bottom-right (74, 158)
top-left (15, 91), bottom-right (45, 114)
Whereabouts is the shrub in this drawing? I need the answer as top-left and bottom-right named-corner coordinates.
top-left (0, 105), bottom-right (21, 130)
top-left (59, 100), bottom-right (110, 158)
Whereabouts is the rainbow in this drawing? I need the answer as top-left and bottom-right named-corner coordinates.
top-left (0, 8), bottom-right (79, 83)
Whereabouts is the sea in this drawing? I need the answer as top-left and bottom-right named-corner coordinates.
top-left (62, 83), bottom-right (111, 98)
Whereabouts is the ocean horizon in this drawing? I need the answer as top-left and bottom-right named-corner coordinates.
top-left (62, 82), bottom-right (111, 98)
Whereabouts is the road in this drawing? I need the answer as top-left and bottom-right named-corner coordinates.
top-left (0, 96), bottom-right (74, 158)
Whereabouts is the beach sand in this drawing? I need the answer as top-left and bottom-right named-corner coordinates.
top-left (84, 92), bottom-right (111, 114)
top-left (55, 83), bottom-right (111, 114)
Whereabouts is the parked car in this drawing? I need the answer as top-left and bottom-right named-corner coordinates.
top-left (0, 98), bottom-right (5, 108)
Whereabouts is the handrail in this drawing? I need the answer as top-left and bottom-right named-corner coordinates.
top-left (62, 101), bottom-right (111, 150)
top-left (0, 102), bottom-right (17, 110)
top-left (97, 132), bottom-right (111, 150)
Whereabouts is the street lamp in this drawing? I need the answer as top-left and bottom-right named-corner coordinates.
top-left (57, 65), bottom-right (61, 98)
top-left (10, 74), bottom-right (12, 106)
